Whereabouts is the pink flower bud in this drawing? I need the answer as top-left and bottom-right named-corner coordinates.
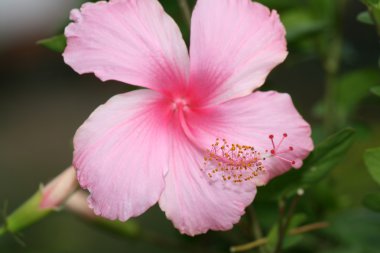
top-left (40, 166), bottom-right (78, 209)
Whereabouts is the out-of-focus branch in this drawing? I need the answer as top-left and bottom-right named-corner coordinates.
top-left (230, 222), bottom-right (329, 253)
top-left (274, 194), bottom-right (302, 253)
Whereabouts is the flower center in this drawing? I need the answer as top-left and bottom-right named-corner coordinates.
top-left (171, 97), bottom-right (189, 112)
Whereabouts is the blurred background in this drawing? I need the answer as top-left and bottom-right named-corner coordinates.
top-left (1, 0), bottom-right (380, 252)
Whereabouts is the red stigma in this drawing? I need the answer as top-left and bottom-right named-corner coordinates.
top-left (265, 133), bottom-right (296, 166)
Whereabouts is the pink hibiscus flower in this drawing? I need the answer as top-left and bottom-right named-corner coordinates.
top-left (63, 0), bottom-right (313, 236)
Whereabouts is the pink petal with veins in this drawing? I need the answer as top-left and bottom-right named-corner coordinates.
top-left (63, 0), bottom-right (189, 96)
top-left (189, 0), bottom-right (287, 105)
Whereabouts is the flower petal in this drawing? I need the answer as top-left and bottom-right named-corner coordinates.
top-left (74, 89), bottom-right (173, 221)
top-left (185, 91), bottom-right (313, 184)
top-left (63, 0), bottom-right (189, 94)
top-left (159, 133), bottom-right (256, 236)
top-left (189, 0), bottom-right (287, 105)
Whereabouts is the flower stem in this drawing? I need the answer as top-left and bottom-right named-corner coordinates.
top-left (289, 222), bottom-right (329, 235)
top-left (274, 199), bottom-right (286, 253)
top-left (0, 167), bottom-right (77, 237)
top-left (178, 0), bottom-right (191, 26)
top-left (229, 222), bottom-right (329, 253)
top-left (0, 190), bottom-right (51, 236)
top-left (247, 206), bottom-right (269, 253)
top-left (231, 238), bottom-right (268, 252)
top-left (248, 206), bottom-right (263, 239)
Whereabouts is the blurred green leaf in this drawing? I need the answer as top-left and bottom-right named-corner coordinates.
top-left (266, 213), bottom-right (307, 251)
top-left (302, 128), bottom-right (355, 184)
top-left (266, 221), bottom-right (279, 250)
top-left (371, 86), bottom-right (380, 96)
top-left (281, 8), bottom-right (326, 42)
top-left (281, 9), bottom-right (326, 42)
top-left (363, 193), bottom-right (380, 212)
top-left (256, 0), bottom-right (297, 10)
top-left (363, 0), bottom-right (380, 4)
top-left (335, 69), bottom-right (380, 124)
top-left (363, 0), bottom-right (380, 28)
top-left (325, 209), bottom-right (380, 253)
top-left (357, 11), bottom-right (375, 25)
top-left (37, 34), bottom-right (66, 53)
top-left (364, 147), bottom-right (380, 185)
top-left (283, 214), bottom-right (307, 249)
top-left (309, 0), bottom-right (336, 21)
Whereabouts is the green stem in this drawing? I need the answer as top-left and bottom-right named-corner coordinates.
top-left (273, 199), bottom-right (285, 253)
top-left (0, 167), bottom-right (77, 237)
top-left (0, 190), bottom-right (51, 236)
top-left (248, 206), bottom-right (263, 239)
top-left (231, 238), bottom-right (268, 253)
top-left (274, 195), bottom-right (301, 253)
top-left (248, 206), bottom-right (268, 253)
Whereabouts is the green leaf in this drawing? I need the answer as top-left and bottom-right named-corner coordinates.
top-left (256, 0), bottom-right (296, 9)
top-left (363, 193), bottom-right (380, 212)
top-left (364, 147), bottom-right (380, 185)
top-left (371, 86), bottom-right (380, 96)
top-left (335, 69), bottom-right (380, 125)
top-left (357, 11), bottom-right (375, 25)
top-left (281, 9), bottom-right (326, 42)
top-left (266, 222), bottom-right (279, 249)
top-left (309, 0), bottom-right (336, 21)
top-left (363, 0), bottom-right (380, 7)
top-left (325, 208), bottom-right (380, 252)
top-left (363, 0), bottom-right (380, 27)
top-left (302, 128), bottom-right (355, 184)
top-left (266, 213), bottom-right (307, 251)
top-left (37, 34), bottom-right (66, 53)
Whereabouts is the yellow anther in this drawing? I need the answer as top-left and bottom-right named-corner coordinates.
top-left (202, 138), bottom-right (266, 184)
